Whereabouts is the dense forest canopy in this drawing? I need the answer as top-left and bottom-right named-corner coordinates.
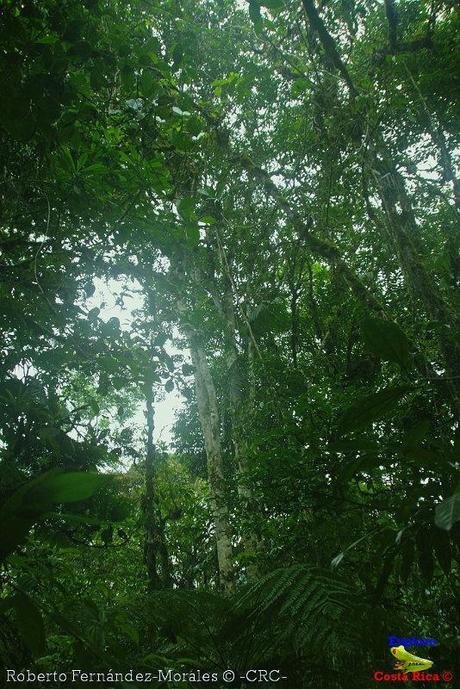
top-left (0, 0), bottom-right (459, 686)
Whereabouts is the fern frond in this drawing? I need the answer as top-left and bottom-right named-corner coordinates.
top-left (235, 564), bottom-right (361, 655)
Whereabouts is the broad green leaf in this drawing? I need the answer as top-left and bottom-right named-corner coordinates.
top-left (361, 317), bottom-right (411, 368)
top-left (47, 512), bottom-right (102, 526)
top-left (249, 0), bottom-right (262, 28)
top-left (338, 386), bottom-right (410, 434)
top-left (398, 536), bottom-right (415, 582)
top-left (140, 69), bottom-right (157, 96)
top-left (28, 472), bottom-right (107, 506)
top-left (199, 215), bottom-right (217, 225)
top-left (0, 515), bottom-right (35, 558)
top-left (416, 528), bottom-right (434, 583)
top-left (185, 224), bottom-right (200, 245)
top-left (433, 529), bottom-right (451, 574)
top-left (329, 438), bottom-right (379, 453)
top-left (154, 332), bottom-right (168, 347)
top-left (35, 35), bottom-right (59, 45)
top-left (260, 0), bottom-right (284, 10)
top-left (177, 197), bottom-right (195, 221)
top-left (103, 316), bottom-right (121, 334)
top-left (0, 597), bottom-right (15, 614)
top-left (339, 454), bottom-right (384, 482)
top-left (13, 592), bottom-right (46, 657)
top-left (435, 494), bottom-right (460, 530)
top-left (0, 470), bottom-right (107, 559)
top-left (331, 552), bottom-right (344, 568)
top-left (331, 528), bottom-right (383, 567)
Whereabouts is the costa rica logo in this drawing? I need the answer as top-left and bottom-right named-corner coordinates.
top-left (372, 640), bottom-right (454, 683)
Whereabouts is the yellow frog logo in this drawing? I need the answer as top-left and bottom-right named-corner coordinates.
top-left (391, 645), bottom-right (433, 673)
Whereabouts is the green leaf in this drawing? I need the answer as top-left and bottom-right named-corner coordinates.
top-left (199, 215), bottom-right (217, 225)
top-left (249, 0), bottom-right (262, 28)
top-left (339, 454), bottom-right (383, 482)
top-left (435, 494), bottom-right (460, 531)
top-left (28, 472), bottom-right (107, 506)
top-left (398, 535), bottom-right (414, 583)
top-left (172, 44), bottom-right (184, 69)
top-left (48, 512), bottom-right (102, 526)
top-left (331, 529), bottom-right (381, 568)
top-left (154, 333), bottom-right (168, 347)
top-left (0, 472), bottom-right (106, 544)
top-left (12, 592), bottom-right (46, 657)
top-left (338, 386), bottom-right (410, 434)
top-left (0, 597), bottom-right (15, 614)
top-left (331, 552), bottom-right (344, 568)
top-left (329, 438), bottom-right (379, 453)
top-left (101, 525), bottom-right (113, 544)
top-left (87, 306), bottom-right (100, 320)
top-left (35, 35), bottom-right (59, 45)
top-left (83, 162), bottom-right (108, 178)
top-left (89, 398), bottom-right (100, 415)
top-left (260, 0), bottom-right (284, 10)
top-left (103, 316), bottom-right (121, 335)
top-left (159, 350), bottom-right (174, 371)
top-left (0, 515), bottom-right (35, 558)
top-left (185, 224), bottom-right (200, 246)
top-left (140, 69), bottom-right (157, 96)
top-left (416, 528), bottom-right (434, 583)
top-left (117, 615), bottom-right (139, 644)
top-left (177, 197), bottom-right (195, 221)
top-left (433, 529), bottom-right (452, 574)
top-left (361, 317), bottom-right (411, 368)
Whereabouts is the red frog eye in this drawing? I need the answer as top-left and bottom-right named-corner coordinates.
top-left (391, 648), bottom-right (397, 655)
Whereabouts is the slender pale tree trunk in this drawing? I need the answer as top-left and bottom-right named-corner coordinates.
top-left (221, 286), bottom-right (260, 579)
top-left (187, 333), bottom-right (234, 591)
top-left (204, 230), bottom-right (261, 578)
top-left (143, 383), bottom-right (172, 591)
top-left (175, 284), bottom-right (234, 590)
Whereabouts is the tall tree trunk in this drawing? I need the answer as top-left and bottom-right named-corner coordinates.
top-left (187, 332), bottom-right (235, 591)
top-left (143, 383), bottom-right (172, 591)
top-left (205, 229), bottom-right (261, 578)
top-left (172, 249), bottom-right (234, 590)
top-left (221, 284), bottom-right (260, 579)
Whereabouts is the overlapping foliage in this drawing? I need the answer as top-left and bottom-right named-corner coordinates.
top-left (0, 0), bottom-right (459, 687)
